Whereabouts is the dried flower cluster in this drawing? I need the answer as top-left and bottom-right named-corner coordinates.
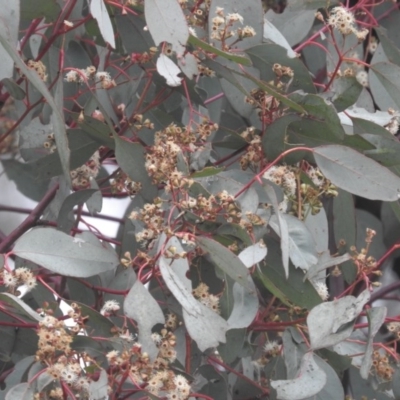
top-left (239, 127), bottom-right (263, 170)
top-left (192, 282), bottom-right (220, 313)
top-left (263, 165), bottom-right (337, 216)
top-left (144, 121), bottom-right (217, 187)
top-left (26, 60), bottom-right (48, 82)
top-left (327, 7), bottom-right (369, 41)
top-left (106, 330), bottom-right (191, 400)
top-left (245, 88), bottom-right (282, 125)
top-left (210, 7), bottom-right (256, 50)
top-left (70, 151), bottom-right (100, 188)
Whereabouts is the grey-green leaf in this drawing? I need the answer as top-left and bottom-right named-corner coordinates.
top-left (124, 279), bottom-right (165, 361)
top-left (307, 290), bottom-right (370, 350)
top-left (144, 0), bottom-right (188, 54)
top-left (114, 136), bottom-right (157, 201)
top-left (314, 145), bottom-right (400, 201)
top-left (13, 228), bottom-right (119, 278)
top-left (197, 237), bottom-right (251, 290)
top-left (271, 353), bottom-right (326, 400)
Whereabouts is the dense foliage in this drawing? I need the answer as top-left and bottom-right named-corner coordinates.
top-left (2, 0), bottom-right (400, 399)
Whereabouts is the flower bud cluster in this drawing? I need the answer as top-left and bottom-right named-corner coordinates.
top-left (192, 282), bottom-right (220, 314)
top-left (263, 165), bottom-right (337, 216)
top-left (26, 60), bottom-right (48, 82)
top-left (43, 132), bottom-right (57, 153)
top-left (111, 171), bottom-right (143, 196)
top-left (2, 267), bottom-right (37, 293)
top-left (240, 127), bottom-right (263, 170)
top-left (70, 150), bottom-right (100, 188)
top-left (245, 88), bottom-right (282, 124)
top-left (36, 315), bottom-right (73, 361)
top-left (130, 199), bottom-right (164, 244)
top-left (327, 7), bottom-right (369, 41)
top-left (145, 121), bottom-right (217, 186)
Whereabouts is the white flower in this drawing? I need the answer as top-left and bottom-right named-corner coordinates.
top-left (174, 374), bottom-right (190, 392)
top-left (100, 299), bottom-right (120, 315)
top-left (356, 70), bottom-right (368, 87)
top-left (264, 340), bottom-right (280, 355)
top-left (65, 70), bottom-right (79, 82)
top-left (95, 71), bottom-right (111, 81)
top-left (226, 13), bottom-right (244, 24)
top-left (3, 270), bottom-right (17, 287)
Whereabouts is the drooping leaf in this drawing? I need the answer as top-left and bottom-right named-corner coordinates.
top-left (13, 228), bottom-right (119, 278)
top-left (265, 8), bottom-right (315, 47)
top-left (314, 144), bottom-right (400, 201)
top-left (269, 214), bottom-right (318, 272)
top-left (0, 34), bottom-right (71, 185)
top-left (156, 54), bottom-right (182, 87)
top-left (271, 353), bottom-right (326, 400)
top-left (257, 240), bottom-right (322, 310)
top-left (302, 354), bottom-right (345, 400)
top-left (369, 61), bottom-right (400, 109)
top-left (144, 0), bottom-right (189, 54)
top-left (114, 136), bottom-right (158, 201)
top-left (88, 369), bottom-right (108, 400)
top-left (158, 255), bottom-right (201, 316)
top-left (360, 307), bottom-right (387, 379)
top-left (90, 0), bottom-right (115, 48)
top-left (0, 293), bottom-right (43, 323)
top-left (307, 290), bottom-right (370, 350)
top-left (124, 280), bottom-right (165, 361)
top-left (333, 189), bottom-right (357, 283)
top-left (0, 2), bottom-right (19, 81)
top-left (57, 189), bottom-right (98, 232)
top-left (226, 278), bottom-right (259, 329)
top-left (183, 302), bottom-right (228, 352)
top-left (197, 237), bottom-right (252, 290)
top-left (5, 382), bottom-right (34, 400)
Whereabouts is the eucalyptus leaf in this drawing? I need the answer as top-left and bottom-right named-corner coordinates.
top-left (124, 280), bottom-right (165, 361)
top-left (314, 145), bottom-right (400, 201)
top-left (144, 0), bottom-right (188, 54)
top-left (271, 353), bottom-right (326, 400)
top-left (13, 228), bottom-right (119, 278)
top-left (307, 290), bottom-right (370, 350)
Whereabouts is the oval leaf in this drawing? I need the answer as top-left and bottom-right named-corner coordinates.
top-left (13, 228), bottom-right (119, 278)
top-left (314, 145), bottom-right (400, 201)
top-left (238, 242), bottom-right (268, 268)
